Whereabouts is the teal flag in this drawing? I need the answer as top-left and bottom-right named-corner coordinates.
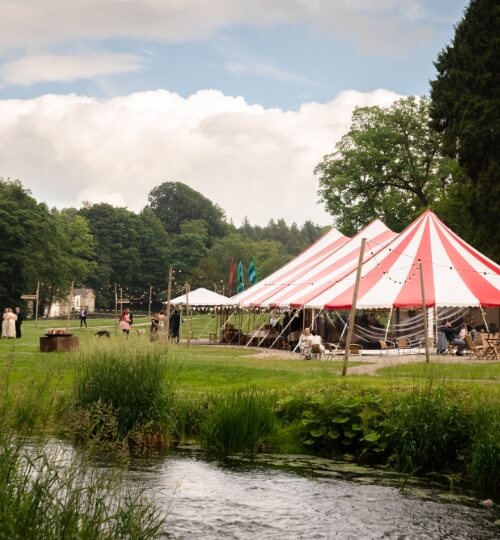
top-left (237, 260), bottom-right (245, 293)
top-left (248, 258), bottom-right (257, 284)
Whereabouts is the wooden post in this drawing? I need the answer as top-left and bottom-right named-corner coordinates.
top-left (35, 280), bottom-right (40, 327)
top-left (114, 283), bottom-right (118, 333)
top-left (342, 238), bottom-right (366, 377)
top-left (165, 266), bottom-right (173, 345)
top-left (148, 285), bottom-right (153, 318)
top-left (186, 282), bottom-right (191, 347)
top-left (66, 281), bottom-right (74, 332)
top-left (419, 261), bottom-right (430, 364)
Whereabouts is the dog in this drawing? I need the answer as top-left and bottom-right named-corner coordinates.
top-left (95, 330), bottom-right (110, 338)
top-left (136, 329), bottom-right (145, 336)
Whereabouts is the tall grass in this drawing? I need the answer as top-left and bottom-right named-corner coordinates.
top-left (72, 342), bottom-right (175, 448)
top-left (200, 389), bottom-right (277, 455)
top-left (468, 398), bottom-right (500, 494)
top-left (0, 435), bottom-right (165, 539)
top-left (384, 382), bottom-right (471, 474)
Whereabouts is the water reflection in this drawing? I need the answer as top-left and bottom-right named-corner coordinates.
top-left (127, 452), bottom-right (498, 539)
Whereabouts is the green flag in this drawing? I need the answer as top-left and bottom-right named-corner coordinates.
top-left (237, 260), bottom-right (245, 293)
top-left (248, 258), bottom-right (257, 284)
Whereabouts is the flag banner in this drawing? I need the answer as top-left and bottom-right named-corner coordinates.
top-left (228, 257), bottom-right (235, 293)
top-left (237, 260), bottom-right (245, 293)
top-left (248, 258), bottom-right (257, 284)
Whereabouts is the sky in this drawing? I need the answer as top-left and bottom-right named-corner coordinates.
top-left (0, 0), bottom-right (469, 227)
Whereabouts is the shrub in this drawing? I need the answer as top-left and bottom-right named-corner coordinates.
top-left (200, 389), bottom-right (277, 455)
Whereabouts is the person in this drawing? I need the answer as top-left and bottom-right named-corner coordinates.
top-left (298, 327), bottom-right (312, 355)
top-left (79, 307), bottom-right (88, 328)
top-left (169, 308), bottom-right (181, 343)
top-left (439, 320), bottom-right (466, 356)
top-left (150, 313), bottom-right (160, 341)
top-left (14, 307), bottom-right (24, 338)
top-left (2, 308), bottom-right (17, 339)
top-left (282, 311), bottom-right (291, 338)
top-left (1, 308), bottom-right (7, 338)
top-left (309, 329), bottom-right (325, 354)
top-left (269, 312), bottom-right (280, 330)
top-left (119, 309), bottom-right (131, 337)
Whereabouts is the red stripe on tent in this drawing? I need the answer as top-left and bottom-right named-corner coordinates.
top-left (244, 234), bottom-right (348, 306)
top-left (392, 217), bottom-right (436, 308)
top-left (434, 220), bottom-right (500, 307)
top-left (323, 215), bottom-right (426, 310)
top-left (288, 229), bottom-right (397, 308)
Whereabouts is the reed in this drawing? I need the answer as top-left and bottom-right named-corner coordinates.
top-left (72, 342), bottom-right (175, 445)
top-left (200, 389), bottom-right (277, 455)
top-left (384, 381), bottom-right (471, 474)
top-left (0, 435), bottom-right (165, 539)
top-left (468, 398), bottom-right (500, 494)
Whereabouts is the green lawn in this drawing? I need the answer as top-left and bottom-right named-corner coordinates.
top-left (1, 318), bottom-right (499, 398)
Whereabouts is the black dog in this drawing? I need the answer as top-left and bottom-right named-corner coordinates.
top-left (95, 330), bottom-right (110, 338)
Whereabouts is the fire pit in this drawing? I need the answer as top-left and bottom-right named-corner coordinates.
top-left (40, 328), bottom-right (79, 352)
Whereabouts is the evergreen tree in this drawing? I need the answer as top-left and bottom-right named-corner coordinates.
top-left (430, 0), bottom-right (500, 260)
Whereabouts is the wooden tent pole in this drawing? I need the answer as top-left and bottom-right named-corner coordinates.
top-left (35, 280), bottom-right (40, 327)
top-left (342, 238), bottom-right (366, 377)
top-left (186, 282), bottom-right (191, 347)
top-left (66, 281), bottom-right (74, 332)
top-left (165, 266), bottom-right (173, 346)
top-left (419, 261), bottom-right (430, 363)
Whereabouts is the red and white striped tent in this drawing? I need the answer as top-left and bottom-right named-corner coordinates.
top-left (259, 219), bottom-right (397, 308)
top-left (306, 210), bottom-right (500, 310)
top-left (231, 226), bottom-right (350, 307)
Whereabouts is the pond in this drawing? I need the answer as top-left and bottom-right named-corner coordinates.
top-left (123, 450), bottom-right (499, 539)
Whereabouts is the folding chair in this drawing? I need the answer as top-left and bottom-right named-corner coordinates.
top-left (464, 335), bottom-right (484, 359)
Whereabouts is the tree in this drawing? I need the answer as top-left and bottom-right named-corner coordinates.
top-left (146, 182), bottom-right (229, 239)
top-left (0, 179), bottom-right (53, 309)
top-left (38, 210), bottom-right (96, 309)
top-left (430, 0), bottom-right (500, 260)
top-left (315, 97), bottom-right (464, 234)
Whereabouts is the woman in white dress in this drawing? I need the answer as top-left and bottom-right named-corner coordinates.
top-left (3, 308), bottom-right (17, 338)
top-left (1, 308), bottom-right (8, 338)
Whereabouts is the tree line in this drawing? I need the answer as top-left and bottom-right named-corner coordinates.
top-left (0, 178), bottom-right (325, 312)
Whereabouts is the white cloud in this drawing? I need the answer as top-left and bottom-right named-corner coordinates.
top-left (0, 1), bottom-right (438, 56)
top-left (0, 88), bottom-right (401, 226)
top-left (1, 53), bottom-right (144, 86)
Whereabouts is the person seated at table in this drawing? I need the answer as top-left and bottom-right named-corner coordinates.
top-left (298, 327), bottom-right (312, 354)
top-left (309, 329), bottom-right (325, 353)
top-left (440, 320), bottom-right (466, 356)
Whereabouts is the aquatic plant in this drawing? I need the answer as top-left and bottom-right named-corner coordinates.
top-left (200, 389), bottom-right (277, 455)
top-left (277, 389), bottom-right (389, 461)
top-left (384, 382), bottom-right (471, 474)
top-left (72, 342), bottom-right (174, 447)
top-left (0, 435), bottom-right (165, 539)
top-left (468, 398), bottom-right (500, 494)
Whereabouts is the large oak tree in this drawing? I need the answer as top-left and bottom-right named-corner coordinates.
top-left (315, 97), bottom-right (465, 235)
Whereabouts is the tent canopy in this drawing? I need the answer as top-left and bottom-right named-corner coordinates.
top-left (168, 287), bottom-right (235, 306)
top-left (307, 210), bottom-right (500, 309)
top-left (231, 226), bottom-right (349, 307)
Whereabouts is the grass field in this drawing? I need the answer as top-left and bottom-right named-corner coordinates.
top-left (2, 316), bottom-right (499, 396)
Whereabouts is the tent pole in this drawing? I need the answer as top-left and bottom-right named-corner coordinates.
top-left (384, 307), bottom-right (393, 342)
top-left (165, 265), bottom-right (173, 347)
top-left (480, 306), bottom-right (490, 332)
top-left (419, 261), bottom-right (430, 363)
top-left (342, 238), bottom-right (366, 377)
